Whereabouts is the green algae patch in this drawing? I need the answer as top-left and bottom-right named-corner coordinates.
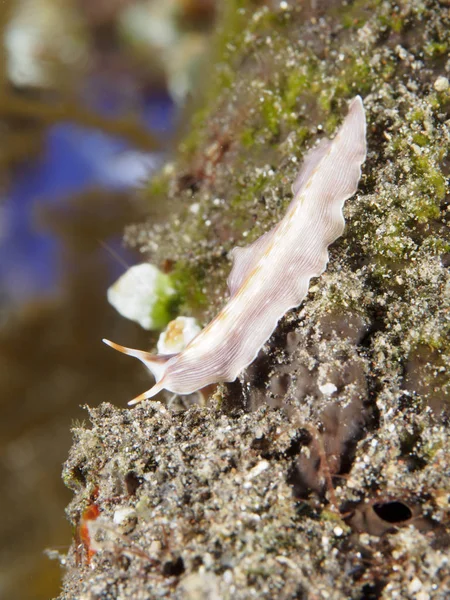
top-left (412, 155), bottom-right (447, 201)
top-left (146, 171), bottom-right (170, 199)
top-left (150, 280), bottom-right (180, 330)
top-left (424, 41), bottom-right (448, 57)
top-left (171, 260), bottom-right (209, 314)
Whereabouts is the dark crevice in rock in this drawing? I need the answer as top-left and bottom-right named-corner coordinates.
top-left (124, 471), bottom-right (142, 496)
top-left (372, 500), bottom-right (412, 523)
top-left (344, 496), bottom-right (435, 537)
top-left (359, 581), bottom-right (386, 600)
top-left (162, 556), bottom-right (185, 577)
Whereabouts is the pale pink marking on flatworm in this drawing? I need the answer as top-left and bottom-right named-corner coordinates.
top-left (103, 96), bottom-right (367, 405)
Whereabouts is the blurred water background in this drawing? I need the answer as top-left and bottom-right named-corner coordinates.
top-left (0, 1), bottom-right (216, 598)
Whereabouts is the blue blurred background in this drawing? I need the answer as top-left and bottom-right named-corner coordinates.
top-left (1, 93), bottom-right (172, 304)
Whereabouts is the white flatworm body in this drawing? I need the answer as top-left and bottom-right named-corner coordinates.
top-left (104, 96), bottom-right (367, 405)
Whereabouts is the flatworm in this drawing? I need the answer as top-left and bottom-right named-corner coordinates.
top-left (104, 96), bottom-right (367, 405)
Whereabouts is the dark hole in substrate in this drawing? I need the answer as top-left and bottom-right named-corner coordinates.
top-left (372, 501), bottom-right (412, 523)
top-left (70, 465), bottom-right (87, 487)
top-left (250, 433), bottom-right (273, 455)
top-left (284, 429), bottom-right (311, 459)
top-left (117, 555), bottom-right (131, 571)
top-left (144, 454), bottom-right (158, 472)
top-left (221, 379), bottom-right (247, 412)
top-left (398, 422), bottom-right (427, 472)
top-left (292, 584), bottom-right (307, 600)
top-left (359, 581), bottom-right (386, 600)
top-left (337, 433), bottom-right (366, 476)
top-left (357, 312), bottom-right (387, 350)
top-left (162, 556), bottom-right (185, 577)
top-left (286, 456), bottom-right (320, 499)
top-left (177, 173), bottom-right (201, 193)
top-left (125, 470), bottom-right (142, 496)
top-left (251, 428), bottom-right (311, 460)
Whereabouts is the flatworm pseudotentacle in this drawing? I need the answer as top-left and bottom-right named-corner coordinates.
top-left (103, 96), bottom-right (367, 405)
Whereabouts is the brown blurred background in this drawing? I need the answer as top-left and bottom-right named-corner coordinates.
top-left (0, 1), bottom-right (216, 598)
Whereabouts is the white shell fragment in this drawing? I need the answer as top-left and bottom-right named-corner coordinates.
top-left (107, 263), bottom-right (175, 330)
top-left (319, 383), bottom-right (338, 396)
top-left (113, 507), bottom-right (137, 534)
top-left (157, 316), bottom-right (202, 354)
top-left (433, 76), bottom-right (449, 92)
top-left (104, 97), bottom-right (367, 404)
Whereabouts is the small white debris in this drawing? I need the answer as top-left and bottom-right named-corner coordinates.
top-left (359, 533), bottom-right (371, 545)
top-left (157, 317), bottom-right (201, 354)
top-left (113, 507), bottom-right (137, 534)
top-left (319, 382), bottom-right (338, 396)
top-left (246, 460), bottom-right (270, 480)
top-left (189, 202), bottom-right (200, 214)
top-left (395, 45), bottom-right (408, 61)
top-left (408, 578), bottom-right (423, 594)
top-left (280, 1), bottom-right (289, 9)
top-left (107, 263), bottom-right (175, 330)
top-left (434, 76), bottom-right (449, 92)
top-left (276, 555), bottom-right (299, 571)
top-left (333, 526), bottom-right (344, 537)
top-left (148, 540), bottom-right (162, 556)
top-left (223, 570), bottom-right (233, 584)
top-left (254, 428), bottom-right (264, 439)
top-left (163, 162), bottom-right (175, 175)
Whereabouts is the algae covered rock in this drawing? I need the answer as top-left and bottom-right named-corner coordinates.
top-left (59, 1), bottom-right (449, 598)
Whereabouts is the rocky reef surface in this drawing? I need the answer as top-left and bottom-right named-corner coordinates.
top-left (59, 1), bottom-right (449, 598)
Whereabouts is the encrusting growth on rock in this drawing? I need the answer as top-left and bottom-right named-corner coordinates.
top-left (60, 2), bottom-right (450, 598)
top-left (104, 96), bottom-right (366, 404)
